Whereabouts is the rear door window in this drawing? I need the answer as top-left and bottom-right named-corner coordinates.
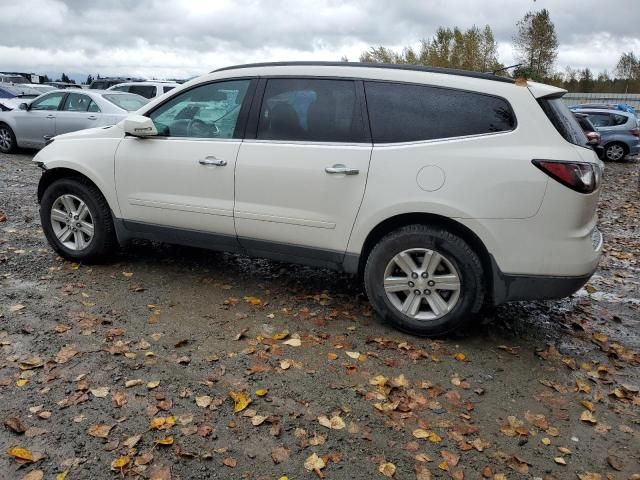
top-left (129, 85), bottom-right (157, 99)
top-left (257, 78), bottom-right (366, 143)
top-left (62, 93), bottom-right (93, 112)
top-left (364, 81), bottom-right (515, 143)
top-left (585, 113), bottom-right (613, 127)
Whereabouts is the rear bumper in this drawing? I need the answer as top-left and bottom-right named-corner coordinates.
top-left (491, 255), bottom-right (596, 305)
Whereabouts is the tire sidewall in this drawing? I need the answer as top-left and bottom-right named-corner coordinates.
top-left (365, 227), bottom-right (483, 336)
top-left (605, 143), bottom-right (626, 162)
top-left (40, 178), bottom-right (109, 261)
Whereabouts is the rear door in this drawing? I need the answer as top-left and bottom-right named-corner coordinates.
top-left (13, 91), bottom-right (66, 147)
top-left (234, 78), bottom-right (371, 264)
top-left (55, 92), bottom-right (102, 135)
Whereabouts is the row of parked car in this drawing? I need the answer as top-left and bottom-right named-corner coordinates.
top-left (570, 103), bottom-right (640, 161)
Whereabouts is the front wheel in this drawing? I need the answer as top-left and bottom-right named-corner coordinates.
top-left (40, 177), bottom-right (118, 262)
top-left (364, 225), bottom-right (485, 337)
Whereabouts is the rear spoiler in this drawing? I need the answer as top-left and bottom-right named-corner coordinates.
top-left (526, 81), bottom-right (567, 99)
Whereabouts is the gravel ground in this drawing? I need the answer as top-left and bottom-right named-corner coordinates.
top-left (0, 151), bottom-right (639, 480)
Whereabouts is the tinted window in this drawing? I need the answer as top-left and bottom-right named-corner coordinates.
top-left (149, 80), bottom-right (250, 138)
top-left (612, 114), bottom-right (628, 126)
top-left (29, 92), bottom-right (66, 111)
top-left (163, 86), bottom-right (176, 94)
top-left (103, 93), bottom-right (148, 111)
top-left (365, 82), bottom-right (515, 143)
top-left (62, 93), bottom-right (93, 112)
top-left (257, 78), bottom-right (365, 142)
top-left (87, 101), bottom-right (100, 113)
top-left (538, 98), bottom-right (587, 146)
top-left (129, 85), bottom-right (157, 99)
top-left (586, 113), bottom-right (613, 127)
top-left (110, 85), bottom-right (129, 92)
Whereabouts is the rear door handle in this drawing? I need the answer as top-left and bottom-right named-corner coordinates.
top-left (199, 157), bottom-right (227, 167)
top-left (87, 115), bottom-right (98, 120)
top-left (325, 164), bottom-right (359, 175)
top-left (46, 114), bottom-right (55, 119)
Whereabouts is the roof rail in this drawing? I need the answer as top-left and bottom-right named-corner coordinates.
top-left (211, 61), bottom-right (515, 84)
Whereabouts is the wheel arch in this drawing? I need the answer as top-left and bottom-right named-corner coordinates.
top-left (37, 167), bottom-right (112, 211)
top-left (603, 140), bottom-right (629, 154)
top-left (355, 212), bottom-right (494, 297)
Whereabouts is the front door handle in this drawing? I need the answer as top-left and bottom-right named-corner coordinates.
top-left (46, 114), bottom-right (55, 119)
top-left (325, 164), bottom-right (359, 175)
top-left (199, 157), bottom-right (227, 167)
top-left (87, 115), bottom-right (98, 120)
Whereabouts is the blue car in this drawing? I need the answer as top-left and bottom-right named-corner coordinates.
top-left (571, 108), bottom-right (640, 161)
top-left (0, 84), bottom-right (41, 111)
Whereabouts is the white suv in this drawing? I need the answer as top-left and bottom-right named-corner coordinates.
top-left (107, 81), bottom-right (180, 99)
top-left (33, 62), bottom-right (604, 336)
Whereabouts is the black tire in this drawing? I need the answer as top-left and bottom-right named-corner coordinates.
top-left (603, 142), bottom-right (628, 162)
top-left (0, 123), bottom-right (17, 154)
top-left (364, 224), bottom-right (484, 337)
top-left (40, 177), bottom-right (118, 263)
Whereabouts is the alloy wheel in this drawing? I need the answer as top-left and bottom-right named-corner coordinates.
top-left (383, 248), bottom-right (461, 321)
top-left (50, 194), bottom-right (95, 251)
top-left (0, 127), bottom-right (12, 151)
top-left (606, 144), bottom-right (625, 161)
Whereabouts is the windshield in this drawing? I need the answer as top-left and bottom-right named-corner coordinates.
top-left (102, 93), bottom-right (149, 111)
top-left (0, 84), bottom-right (42, 97)
top-left (1, 75), bottom-right (29, 84)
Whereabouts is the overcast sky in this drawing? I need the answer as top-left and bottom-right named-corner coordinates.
top-left (2, 0), bottom-right (639, 80)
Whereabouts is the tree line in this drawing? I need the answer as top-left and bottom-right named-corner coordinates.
top-left (354, 9), bottom-right (639, 93)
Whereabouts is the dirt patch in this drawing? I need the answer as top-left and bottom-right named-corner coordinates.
top-left (1, 152), bottom-right (639, 479)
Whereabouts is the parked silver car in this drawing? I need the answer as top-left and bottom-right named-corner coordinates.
top-left (0, 90), bottom-right (148, 153)
top-left (571, 108), bottom-right (640, 161)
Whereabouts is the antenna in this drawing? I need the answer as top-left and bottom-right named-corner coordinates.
top-left (491, 63), bottom-right (522, 75)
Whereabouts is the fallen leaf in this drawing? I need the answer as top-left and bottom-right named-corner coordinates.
top-left (244, 296), bottom-right (262, 305)
top-left (88, 423), bottom-right (113, 439)
top-left (148, 465), bottom-right (171, 480)
top-left (318, 415), bottom-right (345, 430)
top-left (8, 447), bottom-right (33, 461)
top-left (125, 379), bottom-right (143, 388)
top-left (4, 417), bottom-right (26, 434)
top-left (379, 462), bottom-right (396, 477)
top-left (304, 453), bottom-right (326, 475)
top-left (229, 391), bottom-right (251, 413)
top-left (156, 436), bottom-right (174, 446)
top-left (283, 338), bottom-right (301, 347)
top-left (580, 410), bottom-right (597, 424)
top-left (9, 304), bottom-right (25, 313)
top-left (147, 380), bottom-right (160, 389)
top-left (122, 434), bottom-right (142, 448)
top-left (271, 446), bottom-right (290, 464)
top-left (195, 395), bottom-right (212, 408)
top-left (345, 351), bottom-right (360, 359)
top-left (554, 457), bottom-right (567, 465)
top-left (22, 470), bottom-right (43, 480)
top-left (255, 389), bottom-right (268, 397)
top-left (223, 457), bottom-right (237, 467)
top-left (110, 456), bottom-right (129, 470)
top-left (90, 387), bottom-right (109, 398)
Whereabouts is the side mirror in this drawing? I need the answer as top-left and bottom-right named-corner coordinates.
top-left (123, 114), bottom-right (157, 137)
top-left (19, 103), bottom-right (28, 110)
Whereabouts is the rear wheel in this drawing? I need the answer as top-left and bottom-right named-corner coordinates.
top-left (40, 177), bottom-right (118, 262)
top-left (0, 123), bottom-right (16, 154)
top-left (364, 224), bottom-right (484, 336)
top-left (604, 142), bottom-right (627, 161)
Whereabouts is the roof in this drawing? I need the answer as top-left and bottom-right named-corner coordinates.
top-left (571, 107), bottom-right (635, 116)
top-left (211, 61), bottom-right (515, 84)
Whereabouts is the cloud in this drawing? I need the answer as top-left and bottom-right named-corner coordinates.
top-left (1, 0), bottom-right (638, 78)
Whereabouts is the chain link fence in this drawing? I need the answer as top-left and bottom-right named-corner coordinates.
top-left (562, 92), bottom-right (640, 110)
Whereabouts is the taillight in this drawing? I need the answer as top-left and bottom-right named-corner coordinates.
top-left (629, 128), bottom-right (640, 138)
top-left (532, 160), bottom-right (600, 194)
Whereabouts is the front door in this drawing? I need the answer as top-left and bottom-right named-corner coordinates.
top-left (14, 91), bottom-right (66, 147)
top-left (234, 78), bottom-right (372, 264)
top-left (114, 79), bottom-right (255, 244)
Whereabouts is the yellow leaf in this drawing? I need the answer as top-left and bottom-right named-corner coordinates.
top-left (229, 391), bottom-right (251, 413)
top-left (156, 436), bottom-right (174, 446)
top-left (255, 389), bottom-right (268, 397)
top-left (413, 428), bottom-right (430, 439)
top-left (7, 446), bottom-right (33, 461)
top-left (269, 330), bottom-right (289, 340)
top-left (554, 457), bottom-right (567, 465)
top-left (110, 456), bottom-right (130, 470)
top-left (541, 437), bottom-right (551, 445)
top-left (150, 417), bottom-right (166, 430)
top-left (16, 379), bottom-right (28, 387)
top-left (55, 472), bottom-right (68, 480)
top-left (345, 351), bottom-right (360, 359)
top-left (244, 296), bottom-right (262, 305)
top-left (580, 410), bottom-right (597, 424)
top-left (327, 352), bottom-right (338, 360)
top-left (453, 352), bottom-right (466, 361)
top-left (580, 400), bottom-right (594, 412)
top-left (303, 453), bottom-right (326, 472)
top-left (283, 338), bottom-right (301, 347)
top-left (379, 462), bottom-right (396, 477)
top-left (122, 271), bottom-right (133, 277)
top-left (428, 432), bottom-right (442, 443)
top-left (147, 380), bottom-right (160, 389)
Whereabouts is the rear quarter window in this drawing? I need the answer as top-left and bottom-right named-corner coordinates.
top-left (364, 81), bottom-right (516, 143)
